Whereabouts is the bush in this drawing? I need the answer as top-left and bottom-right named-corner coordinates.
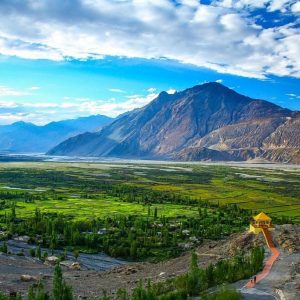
top-left (202, 285), bottom-right (242, 300)
top-left (26, 282), bottom-right (49, 300)
top-left (0, 242), bottom-right (8, 254)
top-left (29, 248), bottom-right (36, 257)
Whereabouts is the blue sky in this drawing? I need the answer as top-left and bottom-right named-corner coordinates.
top-left (0, 0), bottom-right (299, 124)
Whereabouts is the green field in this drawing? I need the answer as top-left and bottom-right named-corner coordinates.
top-left (4, 195), bottom-right (200, 220)
top-left (0, 161), bottom-right (299, 220)
top-left (0, 161), bottom-right (299, 261)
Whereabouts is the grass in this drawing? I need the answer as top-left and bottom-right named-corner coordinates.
top-left (10, 196), bottom-right (200, 221)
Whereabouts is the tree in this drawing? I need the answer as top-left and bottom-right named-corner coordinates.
top-left (36, 245), bottom-right (42, 260)
top-left (130, 241), bottom-right (137, 259)
top-left (73, 250), bottom-right (79, 261)
top-left (115, 288), bottom-right (129, 300)
top-left (190, 251), bottom-right (198, 272)
top-left (98, 290), bottom-right (110, 300)
top-left (43, 251), bottom-right (48, 260)
top-left (30, 248), bottom-right (36, 257)
top-left (131, 281), bottom-right (156, 300)
top-left (186, 251), bottom-right (201, 296)
top-left (26, 281), bottom-right (49, 300)
top-left (11, 203), bottom-right (16, 221)
top-left (154, 208), bottom-right (158, 219)
top-left (53, 264), bottom-right (63, 300)
top-left (0, 242), bottom-right (8, 254)
top-left (205, 263), bottom-right (214, 287)
top-left (52, 264), bottom-right (73, 300)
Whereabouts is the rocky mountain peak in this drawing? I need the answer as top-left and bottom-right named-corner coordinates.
top-left (48, 83), bottom-right (300, 163)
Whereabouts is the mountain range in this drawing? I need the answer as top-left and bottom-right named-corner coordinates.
top-left (48, 82), bottom-right (300, 163)
top-left (0, 115), bottom-right (113, 153)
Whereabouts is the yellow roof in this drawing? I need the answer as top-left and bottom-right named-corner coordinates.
top-left (253, 212), bottom-right (271, 221)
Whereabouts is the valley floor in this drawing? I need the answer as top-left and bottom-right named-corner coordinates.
top-left (0, 160), bottom-right (299, 220)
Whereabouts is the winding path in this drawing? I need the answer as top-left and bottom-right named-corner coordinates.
top-left (246, 228), bottom-right (280, 288)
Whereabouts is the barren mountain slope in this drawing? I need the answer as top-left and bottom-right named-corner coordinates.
top-left (49, 83), bottom-right (300, 163)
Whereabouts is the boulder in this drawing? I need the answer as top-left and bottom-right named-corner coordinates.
top-left (60, 260), bottom-right (81, 270)
top-left (71, 262), bottom-right (81, 270)
top-left (45, 256), bottom-right (59, 265)
top-left (120, 266), bottom-right (138, 275)
top-left (14, 236), bottom-right (30, 243)
top-left (20, 275), bottom-right (37, 282)
top-left (60, 260), bottom-right (72, 268)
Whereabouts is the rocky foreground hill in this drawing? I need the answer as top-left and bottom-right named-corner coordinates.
top-left (1, 225), bottom-right (299, 299)
top-left (49, 82), bottom-right (300, 163)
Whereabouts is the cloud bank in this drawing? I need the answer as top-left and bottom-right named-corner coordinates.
top-left (0, 85), bottom-right (158, 124)
top-left (0, 0), bottom-right (299, 79)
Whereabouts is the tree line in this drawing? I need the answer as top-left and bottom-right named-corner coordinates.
top-left (1, 203), bottom-right (251, 261)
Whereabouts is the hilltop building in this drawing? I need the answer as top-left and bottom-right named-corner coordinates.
top-left (249, 212), bottom-right (274, 234)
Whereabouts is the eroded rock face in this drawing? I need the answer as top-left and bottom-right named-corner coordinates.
top-left (228, 233), bottom-right (256, 256)
top-left (177, 116), bottom-right (300, 163)
top-left (275, 225), bottom-right (300, 254)
top-left (49, 82), bottom-right (300, 163)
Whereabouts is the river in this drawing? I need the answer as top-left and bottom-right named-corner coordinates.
top-left (1, 239), bottom-right (125, 271)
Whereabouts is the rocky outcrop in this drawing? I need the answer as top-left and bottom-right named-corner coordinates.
top-left (178, 116), bottom-right (300, 163)
top-left (275, 225), bottom-right (300, 254)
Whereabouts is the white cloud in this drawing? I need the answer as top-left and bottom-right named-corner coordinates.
top-left (126, 94), bottom-right (143, 99)
top-left (291, 1), bottom-right (300, 12)
top-left (23, 102), bottom-right (58, 108)
top-left (0, 86), bottom-right (30, 97)
top-left (216, 0), bottom-right (296, 12)
top-left (0, 1), bottom-right (298, 79)
top-left (28, 86), bottom-right (40, 91)
top-left (0, 85), bottom-right (41, 97)
top-left (216, 79), bottom-right (223, 83)
top-left (72, 93), bottom-right (159, 117)
top-left (0, 100), bottom-right (18, 108)
top-left (109, 88), bottom-right (126, 93)
top-left (0, 36), bottom-right (63, 61)
top-left (0, 90), bottom-right (160, 124)
top-left (286, 92), bottom-right (300, 98)
top-left (0, 113), bottom-right (27, 125)
top-left (267, 0), bottom-right (292, 12)
top-left (0, 111), bottom-right (44, 125)
top-left (166, 88), bottom-right (177, 94)
top-left (147, 88), bottom-right (157, 93)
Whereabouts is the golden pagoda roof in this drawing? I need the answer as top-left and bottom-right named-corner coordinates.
top-left (253, 212), bottom-right (271, 221)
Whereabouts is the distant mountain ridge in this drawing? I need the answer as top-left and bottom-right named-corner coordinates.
top-left (0, 115), bottom-right (113, 153)
top-left (48, 82), bottom-right (300, 163)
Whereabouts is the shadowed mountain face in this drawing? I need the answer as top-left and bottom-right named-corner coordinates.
top-left (0, 115), bottom-right (113, 153)
top-left (48, 82), bottom-right (300, 163)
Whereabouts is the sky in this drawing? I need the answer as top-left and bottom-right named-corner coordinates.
top-left (0, 0), bottom-right (299, 125)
